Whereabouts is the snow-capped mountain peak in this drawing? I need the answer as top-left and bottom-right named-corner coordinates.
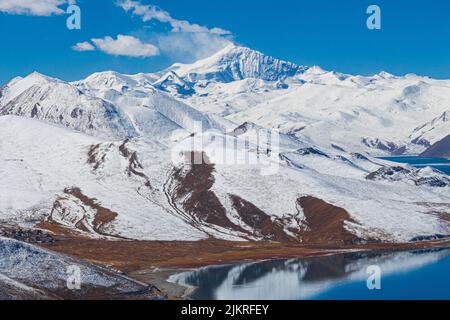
top-left (168, 44), bottom-right (308, 83)
top-left (0, 72), bottom-right (59, 105)
top-left (153, 71), bottom-right (195, 96)
top-left (154, 71), bottom-right (187, 86)
top-left (0, 72), bottom-right (141, 139)
top-left (374, 71), bottom-right (396, 79)
top-left (73, 71), bottom-right (156, 93)
top-left (1, 44), bottom-right (450, 246)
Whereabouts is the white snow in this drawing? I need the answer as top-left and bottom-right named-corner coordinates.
top-left (1, 44), bottom-right (450, 243)
top-left (0, 236), bottom-right (148, 294)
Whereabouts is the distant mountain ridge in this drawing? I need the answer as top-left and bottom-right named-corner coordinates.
top-left (2, 44), bottom-right (450, 155)
top-left (0, 43), bottom-right (450, 245)
top-left (154, 45), bottom-right (450, 156)
top-left (421, 135), bottom-right (450, 158)
top-left (0, 71), bottom-right (220, 139)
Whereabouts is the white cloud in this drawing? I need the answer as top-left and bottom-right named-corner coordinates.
top-left (115, 0), bottom-right (233, 63)
top-left (72, 41), bottom-right (95, 52)
top-left (0, 0), bottom-right (73, 16)
top-left (90, 35), bottom-right (160, 58)
top-left (116, 0), bottom-right (231, 35)
top-left (155, 32), bottom-right (232, 62)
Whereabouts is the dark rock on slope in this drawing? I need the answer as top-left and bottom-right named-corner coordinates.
top-left (420, 135), bottom-right (450, 159)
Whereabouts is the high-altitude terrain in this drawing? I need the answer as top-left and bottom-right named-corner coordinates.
top-left (1, 44), bottom-right (449, 250)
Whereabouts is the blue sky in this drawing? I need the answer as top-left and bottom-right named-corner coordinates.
top-left (1, 0), bottom-right (450, 84)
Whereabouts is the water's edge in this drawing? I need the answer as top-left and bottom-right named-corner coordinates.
top-left (169, 247), bottom-right (450, 300)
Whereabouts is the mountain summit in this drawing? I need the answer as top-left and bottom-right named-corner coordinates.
top-left (168, 44), bottom-right (308, 83)
top-left (0, 44), bottom-right (450, 246)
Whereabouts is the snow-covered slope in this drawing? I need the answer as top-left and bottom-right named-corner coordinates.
top-left (0, 71), bottom-right (223, 140)
top-left (0, 116), bottom-right (205, 241)
top-left (168, 44), bottom-right (307, 83)
top-left (155, 47), bottom-right (450, 156)
top-left (204, 72), bottom-right (450, 154)
top-left (1, 44), bottom-right (450, 245)
top-left (0, 72), bottom-right (137, 139)
top-left (1, 114), bottom-right (449, 243)
top-left (153, 71), bottom-right (195, 97)
top-left (421, 135), bottom-right (450, 158)
top-left (0, 237), bottom-right (156, 299)
top-left (72, 71), bottom-right (225, 134)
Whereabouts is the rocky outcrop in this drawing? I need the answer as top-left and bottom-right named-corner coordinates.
top-left (45, 187), bottom-right (120, 238)
top-left (169, 152), bottom-right (248, 236)
top-left (362, 138), bottom-right (406, 155)
top-left (296, 196), bottom-right (363, 245)
top-left (230, 195), bottom-right (294, 242)
top-left (366, 166), bottom-right (450, 187)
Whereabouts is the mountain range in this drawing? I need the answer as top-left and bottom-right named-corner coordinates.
top-left (421, 135), bottom-right (450, 158)
top-left (1, 44), bottom-right (449, 245)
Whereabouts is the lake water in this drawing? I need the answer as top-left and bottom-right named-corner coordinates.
top-left (170, 249), bottom-right (450, 300)
top-left (379, 156), bottom-right (450, 175)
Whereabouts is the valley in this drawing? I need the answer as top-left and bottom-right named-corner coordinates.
top-left (1, 44), bottom-right (450, 299)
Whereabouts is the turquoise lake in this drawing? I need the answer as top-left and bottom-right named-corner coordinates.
top-left (379, 156), bottom-right (450, 175)
top-left (170, 249), bottom-right (450, 300)
top-left (169, 155), bottom-right (450, 300)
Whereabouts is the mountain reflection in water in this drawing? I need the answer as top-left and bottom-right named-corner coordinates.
top-left (169, 249), bottom-right (450, 300)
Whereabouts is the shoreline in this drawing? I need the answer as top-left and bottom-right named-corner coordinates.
top-left (127, 242), bottom-right (450, 300)
top-left (33, 236), bottom-right (450, 299)
top-left (128, 251), bottom-right (346, 300)
top-left (130, 268), bottom-right (196, 300)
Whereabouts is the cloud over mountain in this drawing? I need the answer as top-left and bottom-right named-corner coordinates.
top-left (70, 1), bottom-right (232, 63)
top-left (116, 0), bottom-right (231, 35)
top-left (114, 0), bottom-right (233, 62)
top-left (77, 35), bottom-right (160, 58)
